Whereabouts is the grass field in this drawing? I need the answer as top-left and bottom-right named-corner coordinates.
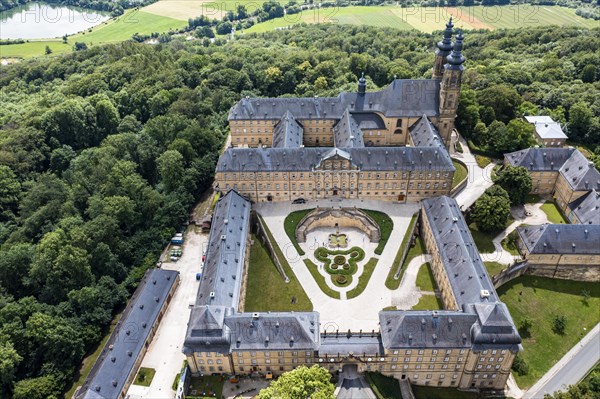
top-left (134, 367), bottom-right (156, 387)
top-left (244, 234), bottom-right (313, 311)
top-left (497, 276), bottom-right (600, 388)
top-left (451, 160), bottom-right (468, 189)
top-left (412, 294), bottom-right (443, 310)
top-left (541, 201), bottom-right (568, 224)
top-left (1, 9), bottom-right (186, 59)
top-left (385, 213), bottom-right (418, 290)
top-left (304, 259), bottom-right (340, 299)
top-left (484, 261), bottom-right (505, 277)
top-left (361, 209), bottom-right (393, 255)
top-left (366, 372), bottom-right (402, 399)
top-left (347, 258), bottom-right (378, 299)
top-left (245, 5), bottom-right (597, 34)
top-left (415, 262), bottom-right (437, 292)
top-left (283, 208), bottom-right (313, 256)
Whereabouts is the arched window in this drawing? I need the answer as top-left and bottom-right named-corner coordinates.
top-left (394, 129), bottom-right (402, 134)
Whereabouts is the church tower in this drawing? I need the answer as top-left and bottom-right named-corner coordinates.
top-left (438, 31), bottom-right (465, 148)
top-left (432, 18), bottom-right (454, 79)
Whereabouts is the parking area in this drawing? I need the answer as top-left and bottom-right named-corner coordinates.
top-left (127, 227), bottom-right (208, 399)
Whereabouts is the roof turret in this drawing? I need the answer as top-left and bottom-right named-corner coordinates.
top-left (446, 31), bottom-right (466, 67)
top-left (436, 17), bottom-right (454, 54)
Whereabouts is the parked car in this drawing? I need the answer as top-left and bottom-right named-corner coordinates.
top-left (292, 198), bottom-right (306, 204)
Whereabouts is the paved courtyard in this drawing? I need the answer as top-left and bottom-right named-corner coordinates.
top-left (127, 227), bottom-right (208, 399)
top-left (255, 198), bottom-right (420, 332)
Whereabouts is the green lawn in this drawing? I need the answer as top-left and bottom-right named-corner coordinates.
top-left (468, 216), bottom-right (515, 254)
top-left (541, 201), bottom-right (568, 224)
top-left (283, 208), bottom-right (314, 256)
top-left (412, 385), bottom-right (481, 399)
top-left (411, 294), bottom-right (443, 311)
top-left (484, 261), bottom-right (505, 277)
top-left (303, 259), bottom-right (340, 299)
top-left (396, 235), bottom-right (427, 280)
top-left (475, 154), bottom-right (493, 168)
top-left (451, 160), bottom-right (468, 189)
top-left (244, 234), bottom-right (313, 311)
top-left (347, 258), bottom-right (378, 299)
top-left (1, 10), bottom-right (186, 59)
top-left (361, 209), bottom-right (393, 255)
top-left (385, 213), bottom-right (418, 290)
top-left (366, 372), bottom-right (401, 399)
top-left (188, 375), bottom-right (224, 398)
top-left (415, 262), bottom-right (437, 292)
top-left (501, 230), bottom-right (520, 256)
top-left (134, 367), bottom-right (156, 387)
top-left (497, 276), bottom-right (600, 388)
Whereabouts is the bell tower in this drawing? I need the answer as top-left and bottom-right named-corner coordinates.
top-left (432, 18), bottom-right (454, 80)
top-left (438, 31), bottom-right (465, 148)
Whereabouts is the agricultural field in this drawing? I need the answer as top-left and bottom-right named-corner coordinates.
top-left (245, 5), bottom-right (597, 34)
top-left (0, 9), bottom-right (186, 59)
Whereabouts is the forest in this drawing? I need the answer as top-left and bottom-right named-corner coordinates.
top-left (0, 23), bottom-right (599, 398)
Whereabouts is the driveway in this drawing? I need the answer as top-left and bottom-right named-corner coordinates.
top-left (453, 135), bottom-right (495, 210)
top-left (336, 365), bottom-right (377, 399)
top-left (127, 227), bottom-right (208, 399)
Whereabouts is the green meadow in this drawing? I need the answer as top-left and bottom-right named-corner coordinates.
top-left (1, 9), bottom-right (186, 59)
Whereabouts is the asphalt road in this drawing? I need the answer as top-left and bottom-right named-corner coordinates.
top-left (524, 324), bottom-right (600, 398)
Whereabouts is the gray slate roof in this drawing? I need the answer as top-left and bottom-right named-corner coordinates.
top-left (470, 302), bottom-right (521, 347)
top-left (217, 147), bottom-right (454, 173)
top-left (319, 335), bottom-right (383, 356)
top-left (421, 196), bottom-right (498, 308)
top-left (505, 148), bottom-right (575, 171)
top-left (77, 269), bottom-right (179, 399)
top-left (379, 311), bottom-right (477, 349)
top-left (569, 190), bottom-right (600, 225)
top-left (226, 312), bottom-right (320, 351)
top-left (559, 150), bottom-right (600, 191)
top-left (272, 111), bottom-right (303, 148)
top-left (333, 109), bottom-right (364, 148)
top-left (505, 148), bottom-right (600, 191)
top-left (228, 79), bottom-right (440, 121)
top-left (409, 114), bottom-right (444, 148)
top-left (516, 224), bottom-right (600, 255)
top-left (524, 116), bottom-right (567, 140)
top-left (196, 190), bottom-right (250, 308)
top-left (183, 305), bottom-right (232, 354)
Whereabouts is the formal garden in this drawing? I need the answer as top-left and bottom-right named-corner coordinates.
top-left (313, 246), bottom-right (365, 288)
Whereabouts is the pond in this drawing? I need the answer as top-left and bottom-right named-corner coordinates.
top-left (1, 2), bottom-right (111, 40)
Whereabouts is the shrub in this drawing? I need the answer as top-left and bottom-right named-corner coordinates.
top-left (334, 255), bottom-right (345, 265)
top-left (336, 275), bottom-right (347, 285)
top-left (343, 264), bottom-right (349, 270)
top-left (350, 251), bottom-right (359, 258)
top-left (552, 314), bottom-right (567, 335)
top-left (331, 264), bottom-right (338, 269)
top-left (511, 354), bottom-right (529, 376)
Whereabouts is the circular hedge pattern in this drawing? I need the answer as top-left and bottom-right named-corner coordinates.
top-left (343, 264), bottom-right (350, 270)
top-left (336, 275), bottom-right (348, 284)
top-left (350, 251), bottom-right (359, 258)
top-left (334, 255), bottom-right (346, 265)
top-left (331, 264), bottom-right (338, 269)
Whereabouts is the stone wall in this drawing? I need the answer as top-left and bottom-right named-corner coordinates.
top-left (295, 207), bottom-right (381, 243)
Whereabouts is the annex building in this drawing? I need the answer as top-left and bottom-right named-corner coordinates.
top-left (504, 147), bottom-right (600, 281)
top-left (215, 20), bottom-right (466, 203)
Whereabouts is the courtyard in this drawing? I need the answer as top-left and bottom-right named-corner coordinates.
top-left (253, 198), bottom-right (424, 332)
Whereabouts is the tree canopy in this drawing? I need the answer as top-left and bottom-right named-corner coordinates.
top-left (257, 365), bottom-right (335, 399)
top-left (471, 185), bottom-right (512, 232)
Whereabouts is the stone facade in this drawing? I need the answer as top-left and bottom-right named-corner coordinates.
top-left (295, 207), bottom-right (380, 243)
